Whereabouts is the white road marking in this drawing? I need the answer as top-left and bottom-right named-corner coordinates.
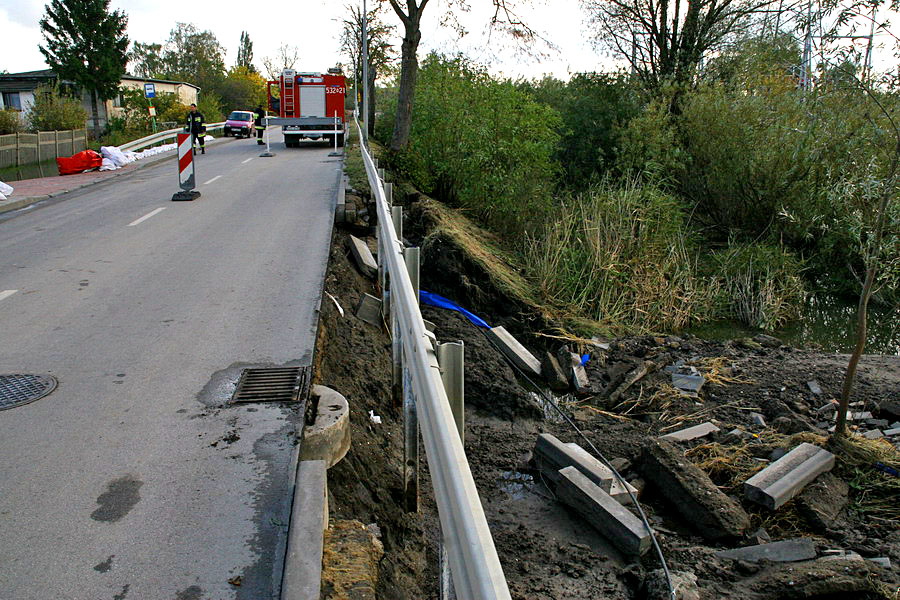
top-left (0, 290), bottom-right (18, 302)
top-left (203, 175), bottom-right (222, 185)
top-left (241, 158), bottom-right (253, 164)
top-left (128, 207), bottom-right (166, 227)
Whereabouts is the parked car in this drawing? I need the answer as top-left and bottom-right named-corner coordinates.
top-left (223, 111), bottom-right (254, 138)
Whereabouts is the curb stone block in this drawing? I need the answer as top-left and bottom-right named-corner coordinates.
top-left (485, 326), bottom-right (541, 378)
top-left (744, 443), bottom-right (835, 510)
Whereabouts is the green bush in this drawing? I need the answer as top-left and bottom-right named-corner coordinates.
top-left (521, 72), bottom-right (642, 189)
top-left (0, 109), bottom-right (22, 134)
top-left (404, 54), bottom-right (561, 235)
top-left (27, 83), bottom-right (87, 132)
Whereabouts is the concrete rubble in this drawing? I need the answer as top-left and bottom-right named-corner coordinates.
top-left (349, 235), bottom-right (377, 278)
top-left (715, 538), bottom-right (817, 563)
top-left (640, 439), bottom-right (750, 540)
top-left (659, 422), bottom-right (720, 443)
top-left (485, 326), bottom-right (542, 378)
top-left (533, 434), bottom-right (637, 503)
top-left (744, 443), bottom-right (835, 510)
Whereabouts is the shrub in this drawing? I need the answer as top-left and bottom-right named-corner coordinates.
top-left (27, 83), bottom-right (87, 132)
top-left (0, 109), bottom-right (22, 134)
top-left (404, 54), bottom-right (562, 235)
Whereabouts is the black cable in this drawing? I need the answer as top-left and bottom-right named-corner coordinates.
top-left (479, 329), bottom-right (678, 600)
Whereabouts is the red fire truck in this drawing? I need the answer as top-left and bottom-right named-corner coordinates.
top-left (267, 68), bottom-right (346, 148)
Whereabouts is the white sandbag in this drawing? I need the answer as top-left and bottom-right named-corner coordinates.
top-left (0, 180), bottom-right (13, 196)
top-left (99, 157), bottom-right (118, 171)
top-left (100, 145), bottom-right (133, 167)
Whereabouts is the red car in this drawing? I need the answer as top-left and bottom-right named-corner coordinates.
top-left (223, 110), bottom-right (254, 138)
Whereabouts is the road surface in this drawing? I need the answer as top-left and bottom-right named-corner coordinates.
top-left (0, 131), bottom-right (340, 600)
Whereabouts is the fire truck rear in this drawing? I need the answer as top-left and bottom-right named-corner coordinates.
top-left (267, 68), bottom-right (347, 148)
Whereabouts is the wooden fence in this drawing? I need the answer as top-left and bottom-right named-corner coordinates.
top-left (0, 129), bottom-right (88, 170)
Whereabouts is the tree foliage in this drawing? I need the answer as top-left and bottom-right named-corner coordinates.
top-left (27, 83), bottom-right (88, 132)
top-left (129, 42), bottom-right (164, 79)
top-left (219, 66), bottom-right (267, 111)
top-left (158, 23), bottom-right (226, 94)
top-left (236, 31), bottom-right (255, 72)
top-left (39, 0), bottom-right (129, 137)
top-left (262, 44), bottom-right (300, 80)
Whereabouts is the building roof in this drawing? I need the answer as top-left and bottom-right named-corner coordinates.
top-left (121, 75), bottom-right (200, 90)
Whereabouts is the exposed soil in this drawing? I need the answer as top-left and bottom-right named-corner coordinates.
top-left (313, 213), bottom-right (900, 599)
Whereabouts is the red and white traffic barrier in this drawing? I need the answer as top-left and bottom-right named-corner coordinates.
top-left (172, 132), bottom-right (200, 200)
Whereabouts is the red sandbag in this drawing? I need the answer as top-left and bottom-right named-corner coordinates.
top-left (56, 149), bottom-right (103, 175)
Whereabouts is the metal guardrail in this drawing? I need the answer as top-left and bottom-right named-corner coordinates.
top-left (119, 122), bottom-right (226, 152)
top-left (355, 118), bottom-right (512, 600)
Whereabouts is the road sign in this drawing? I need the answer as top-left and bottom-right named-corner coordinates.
top-left (148, 106), bottom-right (156, 117)
top-left (144, 83), bottom-right (156, 98)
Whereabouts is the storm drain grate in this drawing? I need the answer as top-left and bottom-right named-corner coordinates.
top-left (0, 374), bottom-right (58, 411)
top-left (231, 367), bottom-right (308, 403)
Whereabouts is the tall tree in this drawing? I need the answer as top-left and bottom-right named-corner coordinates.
top-left (236, 31), bottom-right (255, 72)
top-left (341, 3), bottom-right (396, 135)
top-left (160, 23), bottom-right (227, 94)
top-left (129, 42), bottom-right (164, 79)
top-left (39, 0), bottom-right (129, 138)
top-left (384, 0), bottom-right (538, 151)
top-left (580, 0), bottom-right (778, 91)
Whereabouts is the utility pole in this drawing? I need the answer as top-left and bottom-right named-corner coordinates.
top-left (362, 0), bottom-right (369, 145)
top-left (801, 0), bottom-right (813, 90)
top-left (863, 4), bottom-right (876, 82)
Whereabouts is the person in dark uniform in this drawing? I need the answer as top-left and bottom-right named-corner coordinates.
top-left (254, 105), bottom-right (266, 145)
top-left (185, 103), bottom-right (206, 154)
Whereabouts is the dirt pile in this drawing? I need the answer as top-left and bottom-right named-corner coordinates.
top-left (313, 212), bottom-right (900, 598)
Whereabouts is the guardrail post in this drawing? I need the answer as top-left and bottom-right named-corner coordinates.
top-left (384, 181), bottom-right (393, 206)
top-left (378, 167), bottom-right (385, 182)
top-left (392, 204), bottom-right (402, 245)
top-left (404, 247), bottom-right (420, 304)
top-left (437, 341), bottom-right (464, 600)
top-left (390, 205), bottom-right (403, 406)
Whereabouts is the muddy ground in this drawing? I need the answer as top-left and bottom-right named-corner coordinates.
top-left (312, 210), bottom-right (900, 599)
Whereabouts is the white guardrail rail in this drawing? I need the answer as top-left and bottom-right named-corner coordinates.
top-left (355, 118), bottom-right (512, 599)
top-left (119, 122), bottom-right (226, 152)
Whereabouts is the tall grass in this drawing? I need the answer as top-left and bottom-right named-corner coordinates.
top-left (526, 181), bottom-right (720, 333)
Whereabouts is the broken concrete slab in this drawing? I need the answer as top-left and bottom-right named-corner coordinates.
top-left (354, 293), bottom-right (383, 327)
top-left (541, 351), bottom-right (569, 392)
top-left (866, 418), bottom-right (890, 428)
top-left (715, 538), bottom-right (816, 563)
top-left (750, 412), bottom-right (767, 427)
top-left (567, 353), bottom-right (592, 396)
top-left (744, 442), bottom-right (835, 510)
top-left (485, 326), bottom-right (541, 378)
top-left (884, 427), bottom-right (900, 437)
top-left (807, 380), bottom-right (823, 395)
top-left (534, 434), bottom-right (618, 491)
top-left (349, 235), bottom-right (377, 278)
top-left (640, 439), bottom-right (750, 540)
top-left (868, 557), bottom-right (892, 568)
top-left (794, 472), bottom-right (849, 531)
top-left (671, 373), bottom-right (705, 396)
top-left (609, 360), bottom-right (656, 402)
top-left (660, 422), bottom-right (720, 443)
top-left (863, 429), bottom-right (884, 440)
top-left (556, 466), bottom-right (651, 557)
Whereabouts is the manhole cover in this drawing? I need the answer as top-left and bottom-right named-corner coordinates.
top-left (231, 367), bottom-right (308, 403)
top-left (0, 374), bottom-right (58, 411)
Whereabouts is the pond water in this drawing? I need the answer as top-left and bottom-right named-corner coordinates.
top-left (687, 295), bottom-right (899, 356)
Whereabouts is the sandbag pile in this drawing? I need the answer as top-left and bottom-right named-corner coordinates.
top-left (0, 180), bottom-right (13, 201)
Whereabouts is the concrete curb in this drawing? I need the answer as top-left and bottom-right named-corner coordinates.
top-left (281, 460), bottom-right (328, 600)
top-left (0, 136), bottom-right (235, 215)
top-left (299, 385), bottom-right (351, 467)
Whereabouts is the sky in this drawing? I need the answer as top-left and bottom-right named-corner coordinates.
top-left (2, 1), bottom-right (895, 81)
top-left (0, 0), bottom-right (608, 80)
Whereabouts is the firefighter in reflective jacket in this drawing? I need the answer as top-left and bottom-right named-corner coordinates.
top-left (254, 105), bottom-right (266, 145)
top-left (185, 104), bottom-right (206, 154)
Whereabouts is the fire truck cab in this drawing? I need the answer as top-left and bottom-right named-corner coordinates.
top-left (267, 67), bottom-right (346, 148)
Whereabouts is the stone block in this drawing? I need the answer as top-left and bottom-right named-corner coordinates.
top-left (715, 538), bottom-right (816, 563)
top-left (570, 354), bottom-right (592, 396)
top-left (744, 443), bottom-right (835, 510)
top-left (354, 293), bottom-right (382, 327)
top-left (751, 412), bottom-right (767, 427)
top-left (884, 427), bottom-right (900, 437)
top-left (807, 380), bottom-right (822, 395)
top-left (868, 557), bottom-right (892, 568)
top-left (299, 385), bottom-right (351, 468)
top-left (485, 326), bottom-right (541, 378)
top-left (862, 429), bottom-right (884, 440)
top-left (564, 442), bottom-right (638, 504)
top-left (672, 373), bottom-right (705, 395)
top-left (282, 460), bottom-right (328, 600)
top-left (556, 466), bottom-right (651, 557)
top-left (660, 422), bottom-right (720, 443)
top-left (534, 434), bottom-right (611, 490)
top-left (541, 351), bottom-right (570, 392)
top-left (640, 439), bottom-right (750, 540)
top-left (349, 235), bottom-right (377, 278)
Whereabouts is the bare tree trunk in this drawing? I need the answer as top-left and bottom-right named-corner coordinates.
top-left (390, 17), bottom-right (422, 152)
top-left (90, 89), bottom-right (102, 140)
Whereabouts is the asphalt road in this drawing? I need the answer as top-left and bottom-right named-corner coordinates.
top-left (0, 131), bottom-right (340, 600)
